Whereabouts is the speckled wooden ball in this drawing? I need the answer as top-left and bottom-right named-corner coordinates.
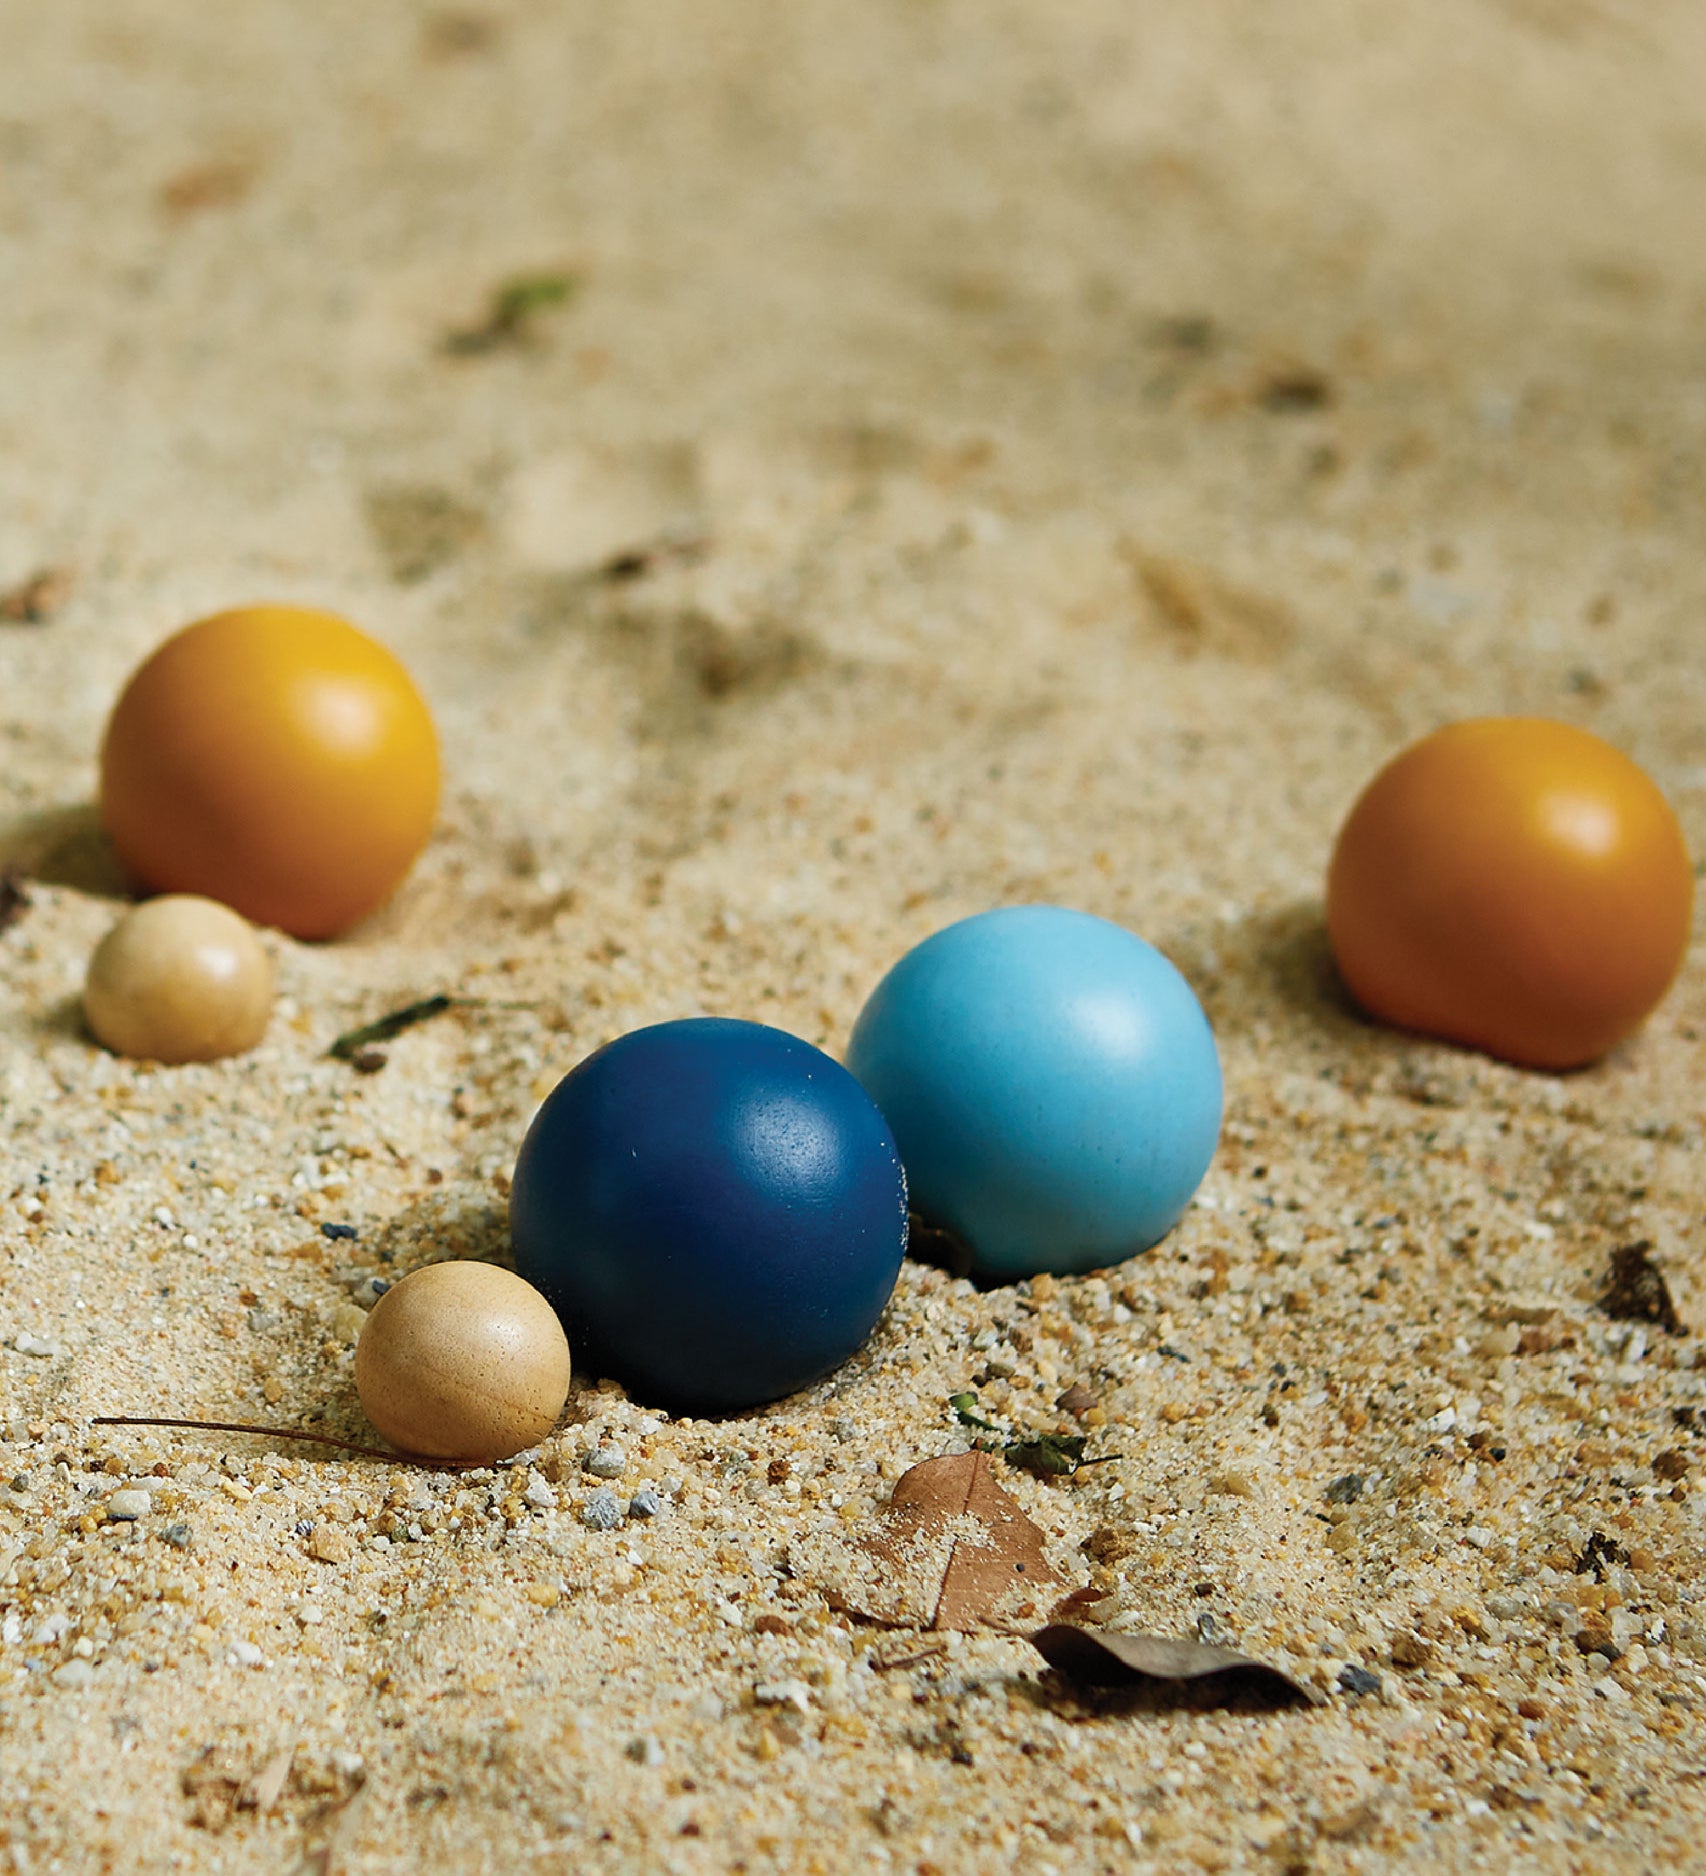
top-left (354, 1261), bottom-right (572, 1463)
top-left (83, 894), bottom-right (273, 1063)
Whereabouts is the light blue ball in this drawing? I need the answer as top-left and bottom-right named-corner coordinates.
top-left (845, 905), bottom-right (1222, 1279)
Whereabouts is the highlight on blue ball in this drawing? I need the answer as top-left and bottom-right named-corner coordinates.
top-left (510, 1018), bottom-right (909, 1413)
top-left (846, 905), bottom-right (1222, 1279)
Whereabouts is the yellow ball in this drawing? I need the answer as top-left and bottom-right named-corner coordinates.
top-left (355, 1262), bottom-right (572, 1464)
top-left (84, 895), bottom-right (273, 1063)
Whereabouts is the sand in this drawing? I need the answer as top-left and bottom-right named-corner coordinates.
top-left (2, 2), bottom-right (1705, 1869)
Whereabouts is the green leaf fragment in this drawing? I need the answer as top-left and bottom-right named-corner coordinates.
top-left (328, 995), bottom-right (456, 1061)
top-left (445, 272), bottom-right (580, 354)
top-left (949, 1392), bottom-right (1005, 1434)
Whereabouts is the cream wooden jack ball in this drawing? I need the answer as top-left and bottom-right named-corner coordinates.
top-left (355, 1262), bottom-right (572, 1464)
top-left (84, 894), bottom-right (273, 1064)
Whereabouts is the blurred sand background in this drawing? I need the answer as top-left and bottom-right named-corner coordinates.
top-left (2, 2), bottom-right (1705, 1870)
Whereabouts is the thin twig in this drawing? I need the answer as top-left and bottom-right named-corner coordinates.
top-left (92, 1415), bottom-right (406, 1464)
top-left (870, 1639), bottom-right (949, 1673)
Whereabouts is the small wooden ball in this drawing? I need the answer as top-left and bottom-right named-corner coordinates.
top-left (84, 895), bottom-right (273, 1064)
top-left (355, 1262), bottom-right (572, 1464)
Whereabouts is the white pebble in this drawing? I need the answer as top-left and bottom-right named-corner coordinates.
top-left (753, 1680), bottom-right (812, 1714)
top-left (106, 1490), bottom-right (152, 1522)
top-left (352, 1276), bottom-right (390, 1311)
top-left (585, 1445), bottom-right (626, 1479)
top-left (580, 1490), bottom-right (622, 1531)
top-left (296, 1604), bottom-right (324, 1627)
top-left (51, 1658), bottom-right (95, 1690)
top-left (229, 1640), bottom-right (264, 1668)
top-left (523, 1473), bottom-right (556, 1510)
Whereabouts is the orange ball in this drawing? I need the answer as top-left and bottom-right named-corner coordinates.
top-left (100, 606), bottom-right (439, 940)
top-left (1327, 718), bottom-right (1694, 1070)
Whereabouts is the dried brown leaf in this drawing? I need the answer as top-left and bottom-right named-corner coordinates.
top-left (1030, 1624), bottom-right (1321, 1708)
top-left (792, 1451), bottom-right (1063, 1632)
top-left (1124, 546), bottom-right (1298, 662)
top-left (182, 1747), bottom-right (248, 1831)
top-left (0, 566), bottom-right (73, 623)
top-left (242, 1746), bottom-right (295, 1814)
top-left (160, 160), bottom-right (256, 218)
top-left (1047, 1584), bottom-right (1107, 1625)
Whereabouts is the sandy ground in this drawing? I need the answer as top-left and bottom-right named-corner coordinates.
top-left (2, 2), bottom-right (1706, 1870)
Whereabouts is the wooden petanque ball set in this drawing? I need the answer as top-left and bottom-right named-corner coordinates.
top-left (81, 604), bottom-right (1695, 1465)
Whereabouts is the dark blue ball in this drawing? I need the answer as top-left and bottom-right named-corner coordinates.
top-left (510, 1018), bottom-right (909, 1413)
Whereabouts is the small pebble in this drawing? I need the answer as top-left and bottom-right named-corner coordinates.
top-left (307, 1523), bottom-right (352, 1564)
top-left (753, 1679), bottom-right (812, 1714)
top-left (331, 1302), bottom-right (367, 1345)
top-left (1337, 1664), bottom-right (1383, 1698)
top-left (229, 1640), bottom-right (264, 1668)
top-left (1389, 1632), bottom-right (1434, 1670)
top-left (320, 1222), bottom-right (359, 1241)
top-left (523, 1472), bottom-right (556, 1510)
top-left (51, 1658), bottom-right (95, 1690)
top-left (585, 1445), bottom-right (626, 1479)
top-left (158, 1523), bottom-right (193, 1549)
top-left (581, 1489), bottom-right (622, 1531)
top-left (627, 1488), bottom-right (661, 1521)
top-left (625, 1735), bottom-right (664, 1766)
top-left (105, 1489), bottom-right (152, 1522)
top-left (1325, 1473), bottom-right (1365, 1505)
